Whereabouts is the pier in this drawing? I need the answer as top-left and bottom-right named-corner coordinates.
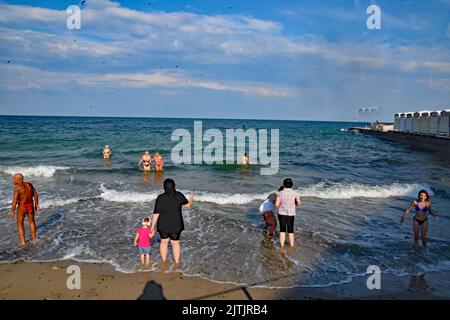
top-left (348, 125), bottom-right (450, 155)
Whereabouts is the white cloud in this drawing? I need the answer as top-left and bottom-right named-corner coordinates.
top-left (0, 1), bottom-right (447, 72)
top-left (419, 77), bottom-right (450, 91)
top-left (0, 27), bottom-right (124, 57)
top-left (0, 64), bottom-right (296, 97)
top-left (0, 0), bottom-right (448, 98)
top-left (0, 3), bottom-right (63, 24)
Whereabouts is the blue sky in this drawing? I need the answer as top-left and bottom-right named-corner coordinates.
top-left (0, 0), bottom-right (449, 121)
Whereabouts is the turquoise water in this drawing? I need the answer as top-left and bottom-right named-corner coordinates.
top-left (1, 115), bottom-right (449, 288)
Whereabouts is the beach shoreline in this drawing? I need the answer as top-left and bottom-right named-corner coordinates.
top-left (1, 260), bottom-right (449, 300)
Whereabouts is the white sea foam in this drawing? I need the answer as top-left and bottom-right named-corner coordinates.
top-left (99, 184), bottom-right (159, 203)
top-left (40, 197), bottom-right (83, 209)
top-left (299, 182), bottom-right (433, 200)
top-left (190, 191), bottom-right (266, 205)
top-left (0, 165), bottom-right (70, 178)
top-left (97, 182), bottom-right (432, 205)
top-left (61, 245), bottom-right (87, 260)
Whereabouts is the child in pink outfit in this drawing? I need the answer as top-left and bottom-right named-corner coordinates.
top-left (134, 217), bottom-right (154, 265)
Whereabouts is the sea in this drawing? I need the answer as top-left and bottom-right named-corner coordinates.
top-left (1, 115), bottom-right (449, 288)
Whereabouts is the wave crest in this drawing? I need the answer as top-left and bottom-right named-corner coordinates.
top-left (97, 182), bottom-right (432, 205)
top-left (0, 165), bottom-right (70, 178)
top-left (299, 182), bottom-right (433, 200)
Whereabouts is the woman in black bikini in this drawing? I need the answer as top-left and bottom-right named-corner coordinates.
top-left (401, 189), bottom-right (439, 249)
top-left (138, 150), bottom-right (153, 172)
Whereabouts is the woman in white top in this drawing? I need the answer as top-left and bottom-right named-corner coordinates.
top-left (275, 178), bottom-right (301, 248)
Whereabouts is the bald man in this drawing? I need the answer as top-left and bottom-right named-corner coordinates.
top-left (9, 174), bottom-right (39, 247)
top-left (103, 145), bottom-right (112, 160)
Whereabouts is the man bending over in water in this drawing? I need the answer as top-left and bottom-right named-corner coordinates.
top-left (153, 152), bottom-right (164, 171)
top-left (9, 173), bottom-right (40, 247)
top-left (103, 145), bottom-right (112, 159)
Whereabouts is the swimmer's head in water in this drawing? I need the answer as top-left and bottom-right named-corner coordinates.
top-left (418, 189), bottom-right (430, 201)
top-left (142, 217), bottom-right (150, 226)
top-left (12, 173), bottom-right (24, 184)
top-left (283, 178), bottom-right (293, 189)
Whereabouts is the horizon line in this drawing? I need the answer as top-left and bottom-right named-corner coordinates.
top-left (0, 114), bottom-right (371, 124)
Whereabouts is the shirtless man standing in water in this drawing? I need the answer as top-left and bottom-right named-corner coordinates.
top-left (241, 153), bottom-right (250, 165)
top-left (9, 173), bottom-right (39, 247)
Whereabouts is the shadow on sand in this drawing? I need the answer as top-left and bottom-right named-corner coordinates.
top-left (137, 280), bottom-right (166, 300)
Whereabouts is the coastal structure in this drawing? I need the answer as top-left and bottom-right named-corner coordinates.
top-left (393, 109), bottom-right (450, 137)
top-left (350, 109), bottom-right (450, 155)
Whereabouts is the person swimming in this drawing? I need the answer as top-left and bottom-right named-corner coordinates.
top-left (139, 151), bottom-right (152, 171)
top-left (401, 189), bottom-right (439, 250)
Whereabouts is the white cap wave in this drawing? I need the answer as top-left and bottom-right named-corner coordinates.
top-left (0, 165), bottom-right (70, 178)
top-left (98, 182), bottom-right (433, 205)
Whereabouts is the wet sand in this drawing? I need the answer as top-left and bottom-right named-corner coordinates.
top-left (0, 260), bottom-right (449, 300)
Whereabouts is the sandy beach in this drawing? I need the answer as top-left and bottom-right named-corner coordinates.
top-left (1, 260), bottom-right (449, 300)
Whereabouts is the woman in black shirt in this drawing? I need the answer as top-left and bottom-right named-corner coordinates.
top-left (150, 178), bottom-right (194, 265)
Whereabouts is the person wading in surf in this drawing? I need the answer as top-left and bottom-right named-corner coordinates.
top-left (275, 178), bottom-right (301, 249)
top-left (150, 179), bottom-right (194, 266)
top-left (139, 150), bottom-right (153, 172)
top-left (153, 152), bottom-right (164, 171)
top-left (259, 193), bottom-right (278, 238)
top-left (401, 189), bottom-right (439, 250)
top-left (9, 173), bottom-right (40, 247)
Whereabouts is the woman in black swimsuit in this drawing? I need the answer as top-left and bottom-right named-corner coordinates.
top-left (401, 190), bottom-right (439, 250)
top-left (139, 150), bottom-right (153, 172)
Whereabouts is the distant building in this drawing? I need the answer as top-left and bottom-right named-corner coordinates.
top-left (394, 109), bottom-right (450, 137)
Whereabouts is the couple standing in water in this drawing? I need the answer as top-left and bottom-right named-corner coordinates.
top-left (260, 178), bottom-right (301, 249)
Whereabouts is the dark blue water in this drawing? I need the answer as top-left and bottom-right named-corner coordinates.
top-left (1, 116), bottom-right (449, 288)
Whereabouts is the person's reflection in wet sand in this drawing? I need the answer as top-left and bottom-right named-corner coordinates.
top-left (409, 274), bottom-right (429, 293)
top-left (153, 170), bottom-right (164, 188)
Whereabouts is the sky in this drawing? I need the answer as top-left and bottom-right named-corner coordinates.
top-left (0, 0), bottom-right (449, 121)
